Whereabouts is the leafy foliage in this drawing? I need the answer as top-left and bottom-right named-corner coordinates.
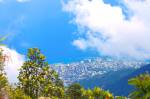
top-left (66, 83), bottom-right (114, 99)
top-left (66, 83), bottom-right (83, 99)
top-left (93, 87), bottom-right (102, 99)
top-left (0, 47), bottom-right (8, 97)
top-left (128, 73), bottom-right (150, 99)
top-left (115, 96), bottom-right (127, 99)
top-left (6, 85), bottom-right (31, 99)
top-left (18, 48), bottom-right (64, 99)
top-left (0, 48), bottom-right (5, 73)
top-left (0, 73), bottom-right (8, 97)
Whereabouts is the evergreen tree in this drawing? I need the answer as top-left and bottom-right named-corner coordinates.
top-left (18, 48), bottom-right (64, 99)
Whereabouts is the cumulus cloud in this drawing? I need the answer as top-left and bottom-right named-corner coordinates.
top-left (63, 0), bottom-right (150, 60)
top-left (0, 46), bottom-right (25, 83)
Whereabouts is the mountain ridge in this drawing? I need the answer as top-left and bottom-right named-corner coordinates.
top-left (51, 57), bottom-right (148, 85)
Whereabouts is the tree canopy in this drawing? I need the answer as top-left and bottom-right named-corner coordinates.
top-left (18, 48), bottom-right (64, 99)
top-left (128, 73), bottom-right (150, 99)
top-left (0, 42), bottom-right (149, 99)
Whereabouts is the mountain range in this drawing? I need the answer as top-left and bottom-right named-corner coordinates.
top-left (51, 57), bottom-right (150, 96)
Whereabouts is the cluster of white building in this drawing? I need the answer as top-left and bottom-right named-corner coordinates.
top-left (51, 58), bottom-right (149, 85)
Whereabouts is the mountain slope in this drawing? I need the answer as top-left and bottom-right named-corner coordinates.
top-left (77, 64), bottom-right (150, 96)
top-left (52, 58), bottom-right (146, 85)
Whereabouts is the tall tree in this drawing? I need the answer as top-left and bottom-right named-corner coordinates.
top-left (0, 37), bottom-right (8, 97)
top-left (128, 73), bottom-right (150, 99)
top-left (18, 48), bottom-right (64, 99)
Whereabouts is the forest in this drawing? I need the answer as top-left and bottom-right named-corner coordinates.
top-left (0, 37), bottom-right (150, 99)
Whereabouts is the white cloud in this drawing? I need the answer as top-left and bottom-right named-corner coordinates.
top-left (0, 46), bottom-right (25, 83)
top-left (16, 0), bottom-right (30, 3)
top-left (73, 38), bottom-right (88, 50)
top-left (63, 0), bottom-right (150, 60)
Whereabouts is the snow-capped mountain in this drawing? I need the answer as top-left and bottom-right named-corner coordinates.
top-left (51, 57), bottom-right (149, 85)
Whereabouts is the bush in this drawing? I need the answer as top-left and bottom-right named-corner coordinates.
top-left (128, 73), bottom-right (150, 99)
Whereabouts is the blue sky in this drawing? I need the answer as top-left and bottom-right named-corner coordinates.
top-left (1, 0), bottom-right (150, 83)
top-left (0, 0), bottom-right (101, 63)
top-left (0, 0), bottom-right (150, 63)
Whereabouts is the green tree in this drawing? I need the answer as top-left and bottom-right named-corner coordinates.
top-left (102, 90), bottom-right (114, 99)
top-left (6, 85), bottom-right (31, 99)
top-left (0, 48), bottom-right (5, 74)
top-left (0, 36), bottom-right (8, 98)
top-left (0, 73), bottom-right (8, 97)
top-left (83, 89), bottom-right (94, 99)
top-left (0, 35), bottom-right (31, 99)
top-left (18, 48), bottom-right (64, 99)
top-left (115, 96), bottom-right (127, 99)
top-left (93, 87), bottom-right (102, 99)
top-left (128, 73), bottom-right (150, 99)
top-left (66, 83), bottom-right (83, 99)
top-left (81, 86), bottom-right (114, 99)
top-left (0, 47), bottom-right (8, 97)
